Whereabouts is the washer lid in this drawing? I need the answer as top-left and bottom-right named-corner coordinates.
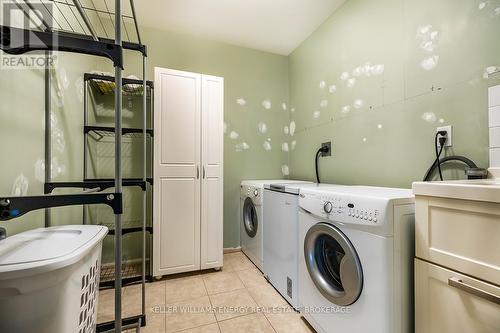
top-left (0, 225), bottom-right (108, 278)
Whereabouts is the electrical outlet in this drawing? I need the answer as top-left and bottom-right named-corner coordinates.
top-left (321, 142), bottom-right (331, 156)
top-left (437, 125), bottom-right (453, 147)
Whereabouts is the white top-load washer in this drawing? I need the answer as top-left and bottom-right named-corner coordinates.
top-left (298, 186), bottom-right (415, 333)
top-left (240, 180), bottom-right (310, 271)
top-left (263, 183), bottom-right (344, 309)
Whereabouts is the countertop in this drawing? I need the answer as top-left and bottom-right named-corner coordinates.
top-left (412, 179), bottom-right (500, 203)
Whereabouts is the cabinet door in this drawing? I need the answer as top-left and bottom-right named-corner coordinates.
top-left (415, 196), bottom-right (500, 285)
top-left (153, 68), bottom-right (201, 276)
top-left (415, 258), bottom-right (500, 333)
top-left (200, 75), bottom-right (224, 270)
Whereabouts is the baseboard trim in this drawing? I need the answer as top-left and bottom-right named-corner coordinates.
top-left (223, 247), bottom-right (241, 254)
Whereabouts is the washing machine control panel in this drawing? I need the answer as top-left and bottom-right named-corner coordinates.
top-left (301, 192), bottom-right (386, 226)
top-left (241, 185), bottom-right (264, 205)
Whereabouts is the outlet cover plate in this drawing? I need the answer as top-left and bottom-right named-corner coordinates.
top-left (322, 142), bottom-right (331, 156)
top-left (437, 125), bottom-right (453, 147)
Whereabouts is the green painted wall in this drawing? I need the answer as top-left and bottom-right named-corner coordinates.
top-left (0, 26), bottom-right (290, 251)
top-left (0, 53), bottom-right (98, 237)
top-left (288, 0), bottom-right (500, 187)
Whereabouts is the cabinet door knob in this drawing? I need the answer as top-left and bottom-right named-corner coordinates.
top-left (203, 166), bottom-right (206, 179)
top-left (196, 166), bottom-right (200, 179)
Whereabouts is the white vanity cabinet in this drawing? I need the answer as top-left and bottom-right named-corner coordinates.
top-left (413, 182), bottom-right (500, 333)
top-left (153, 68), bottom-right (223, 276)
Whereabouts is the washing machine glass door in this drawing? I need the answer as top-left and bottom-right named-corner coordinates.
top-left (304, 222), bottom-right (363, 306)
top-left (243, 197), bottom-right (258, 238)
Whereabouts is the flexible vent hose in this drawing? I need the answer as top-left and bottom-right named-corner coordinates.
top-left (423, 156), bottom-right (478, 181)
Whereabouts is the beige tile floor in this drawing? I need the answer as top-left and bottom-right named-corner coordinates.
top-left (98, 251), bottom-right (315, 333)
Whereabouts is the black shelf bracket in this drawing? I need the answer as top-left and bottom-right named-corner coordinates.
top-left (100, 38), bottom-right (146, 56)
top-left (0, 193), bottom-right (123, 221)
top-left (0, 26), bottom-right (123, 68)
top-left (45, 178), bottom-right (151, 194)
top-left (84, 125), bottom-right (154, 137)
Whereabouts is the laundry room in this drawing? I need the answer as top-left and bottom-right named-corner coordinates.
top-left (0, 0), bottom-right (499, 332)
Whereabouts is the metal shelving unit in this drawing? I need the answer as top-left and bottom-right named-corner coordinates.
top-left (82, 72), bottom-right (154, 294)
top-left (0, 1), bottom-right (148, 331)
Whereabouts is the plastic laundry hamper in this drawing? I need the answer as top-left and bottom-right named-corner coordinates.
top-left (0, 225), bottom-right (108, 333)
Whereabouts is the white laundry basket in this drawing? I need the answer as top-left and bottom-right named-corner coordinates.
top-left (0, 225), bottom-right (108, 333)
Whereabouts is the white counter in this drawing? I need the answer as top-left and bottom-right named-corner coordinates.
top-left (412, 178), bottom-right (500, 203)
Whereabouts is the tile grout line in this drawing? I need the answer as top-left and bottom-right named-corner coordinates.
top-left (163, 278), bottom-right (210, 333)
top-left (240, 265), bottom-right (279, 333)
top-left (201, 271), bottom-right (221, 332)
top-left (172, 322), bottom-right (220, 333)
top-left (214, 253), bottom-right (272, 330)
top-left (239, 255), bottom-right (297, 333)
top-left (245, 290), bottom-right (279, 333)
top-left (209, 274), bottom-right (257, 323)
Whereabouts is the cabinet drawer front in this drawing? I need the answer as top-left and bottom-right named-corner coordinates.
top-left (415, 197), bottom-right (500, 284)
top-left (415, 259), bottom-right (500, 333)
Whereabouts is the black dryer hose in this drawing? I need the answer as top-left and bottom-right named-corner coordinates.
top-left (423, 155), bottom-right (478, 181)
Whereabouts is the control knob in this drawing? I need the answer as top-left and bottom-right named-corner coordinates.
top-left (323, 201), bottom-right (333, 214)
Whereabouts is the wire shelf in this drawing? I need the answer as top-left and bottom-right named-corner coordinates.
top-left (0, 0), bottom-right (145, 62)
top-left (35, 0), bottom-right (142, 46)
top-left (99, 260), bottom-right (151, 286)
top-left (89, 78), bottom-right (152, 97)
top-left (94, 219), bottom-right (152, 235)
top-left (85, 125), bottom-right (153, 139)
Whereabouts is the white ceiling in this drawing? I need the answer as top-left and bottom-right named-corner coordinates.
top-left (135, 0), bottom-right (346, 55)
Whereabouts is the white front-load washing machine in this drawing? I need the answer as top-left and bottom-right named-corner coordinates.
top-left (240, 180), bottom-right (309, 271)
top-left (298, 186), bottom-right (415, 333)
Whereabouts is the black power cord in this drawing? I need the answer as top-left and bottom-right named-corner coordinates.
top-left (435, 131), bottom-right (447, 181)
top-left (315, 145), bottom-right (330, 183)
top-left (424, 130), bottom-right (482, 181)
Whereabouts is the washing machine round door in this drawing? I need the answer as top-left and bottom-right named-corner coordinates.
top-left (243, 197), bottom-right (258, 238)
top-left (304, 222), bottom-right (363, 306)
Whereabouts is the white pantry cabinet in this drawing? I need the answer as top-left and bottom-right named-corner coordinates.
top-left (153, 67), bottom-right (223, 276)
